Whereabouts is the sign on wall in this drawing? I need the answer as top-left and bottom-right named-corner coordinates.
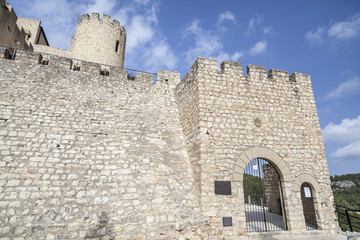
top-left (304, 187), bottom-right (312, 198)
top-left (215, 181), bottom-right (232, 195)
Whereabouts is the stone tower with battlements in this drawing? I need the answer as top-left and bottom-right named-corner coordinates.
top-left (70, 13), bottom-right (126, 67)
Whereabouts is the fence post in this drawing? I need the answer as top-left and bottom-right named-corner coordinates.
top-left (345, 209), bottom-right (353, 232)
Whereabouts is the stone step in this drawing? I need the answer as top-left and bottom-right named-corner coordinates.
top-left (239, 231), bottom-right (349, 240)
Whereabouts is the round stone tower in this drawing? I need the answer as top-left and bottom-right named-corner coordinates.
top-left (70, 13), bottom-right (126, 67)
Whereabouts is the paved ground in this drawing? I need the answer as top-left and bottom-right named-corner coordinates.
top-left (241, 231), bottom-right (348, 240)
top-left (243, 204), bottom-right (357, 239)
top-left (245, 204), bottom-right (286, 232)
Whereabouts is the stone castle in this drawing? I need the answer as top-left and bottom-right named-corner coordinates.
top-left (0, 1), bottom-right (340, 239)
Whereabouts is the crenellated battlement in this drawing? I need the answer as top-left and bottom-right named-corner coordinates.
top-left (176, 56), bottom-right (314, 124)
top-left (78, 13), bottom-right (90, 23)
top-left (77, 13), bottom-right (125, 32)
top-left (0, 46), bottom-right (179, 87)
top-left (185, 57), bottom-right (310, 84)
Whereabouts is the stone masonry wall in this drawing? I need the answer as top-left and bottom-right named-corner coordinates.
top-left (0, 46), bottom-right (339, 239)
top-left (34, 45), bottom-right (71, 59)
top-left (0, 49), bottom-right (209, 239)
top-left (175, 57), bottom-right (338, 237)
top-left (15, 18), bottom-right (41, 47)
top-left (263, 164), bottom-right (281, 214)
top-left (175, 65), bottom-right (202, 197)
top-left (0, 0), bottom-right (32, 50)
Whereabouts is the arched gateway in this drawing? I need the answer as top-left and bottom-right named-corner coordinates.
top-left (233, 147), bottom-right (292, 232)
top-left (243, 158), bottom-right (287, 232)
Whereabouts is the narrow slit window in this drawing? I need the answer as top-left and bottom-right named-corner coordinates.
top-left (115, 41), bottom-right (120, 53)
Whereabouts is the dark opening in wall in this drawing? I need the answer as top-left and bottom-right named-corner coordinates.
top-left (100, 69), bottom-right (109, 76)
top-left (127, 72), bottom-right (135, 80)
top-left (4, 48), bottom-right (16, 60)
top-left (115, 41), bottom-right (120, 53)
top-left (73, 65), bottom-right (80, 71)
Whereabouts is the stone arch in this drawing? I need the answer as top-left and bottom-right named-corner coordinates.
top-left (232, 147), bottom-right (292, 183)
top-left (293, 173), bottom-right (321, 196)
top-left (294, 173), bottom-right (322, 230)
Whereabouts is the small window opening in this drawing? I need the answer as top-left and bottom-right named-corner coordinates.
top-left (5, 48), bottom-right (16, 60)
top-left (100, 69), bottom-right (110, 76)
top-left (115, 41), bottom-right (120, 53)
top-left (164, 78), bottom-right (169, 84)
top-left (73, 65), bottom-right (80, 71)
top-left (127, 72), bottom-right (135, 80)
top-left (41, 60), bottom-right (49, 65)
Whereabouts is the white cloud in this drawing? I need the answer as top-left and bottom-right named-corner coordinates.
top-left (323, 76), bottom-right (360, 100)
top-left (305, 13), bottom-right (360, 45)
top-left (85, 0), bottom-right (116, 15)
top-left (304, 27), bottom-right (325, 44)
top-left (230, 51), bottom-right (244, 61)
top-left (182, 19), bottom-right (243, 66)
top-left (126, 15), bottom-right (155, 52)
top-left (328, 13), bottom-right (360, 40)
top-left (322, 115), bottom-right (360, 143)
top-left (247, 15), bottom-right (263, 35)
top-left (249, 40), bottom-right (267, 56)
top-left (263, 27), bottom-right (272, 34)
top-left (323, 115), bottom-right (360, 161)
top-left (216, 51), bottom-right (244, 66)
top-left (133, 0), bottom-right (150, 5)
top-left (331, 140), bottom-right (360, 160)
top-left (116, 4), bottom-right (177, 72)
top-left (217, 11), bottom-right (235, 25)
top-left (142, 41), bottom-right (177, 70)
top-left (182, 19), bottom-right (223, 64)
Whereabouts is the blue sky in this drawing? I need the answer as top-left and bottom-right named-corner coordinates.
top-left (9, 0), bottom-right (360, 176)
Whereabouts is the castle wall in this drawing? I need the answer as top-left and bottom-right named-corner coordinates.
top-left (175, 57), bottom-right (338, 237)
top-left (175, 65), bottom-right (202, 196)
top-left (0, 49), bottom-right (209, 239)
top-left (0, 40), bottom-right (339, 238)
top-left (70, 13), bottom-right (126, 67)
top-left (263, 163), bottom-right (281, 214)
top-left (34, 45), bottom-right (71, 58)
top-left (16, 18), bottom-right (41, 46)
top-left (0, 0), bottom-right (32, 50)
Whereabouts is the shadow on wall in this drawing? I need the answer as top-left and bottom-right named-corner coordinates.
top-left (85, 212), bottom-right (114, 239)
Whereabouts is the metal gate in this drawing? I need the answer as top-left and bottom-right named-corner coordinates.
top-left (243, 158), bottom-right (287, 232)
top-left (301, 183), bottom-right (318, 230)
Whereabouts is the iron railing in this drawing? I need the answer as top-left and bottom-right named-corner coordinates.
top-left (1, 45), bottom-right (157, 82)
top-left (335, 204), bottom-right (360, 232)
top-left (243, 158), bottom-right (287, 232)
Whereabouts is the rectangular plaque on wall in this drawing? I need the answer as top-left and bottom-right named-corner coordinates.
top-left (214, 181), bottom-right (231, 195)
top-left (222, 217), bottom-right (233, 227)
